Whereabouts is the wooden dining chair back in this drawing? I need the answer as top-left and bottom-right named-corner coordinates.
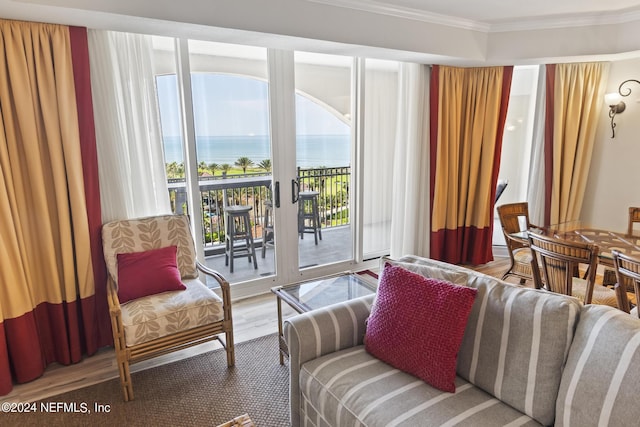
top-left (528, 233), bottom-right (617, 307)
top-left (102, 214), bottom-right (234, 401)
top-left (497, 202), bottom-right (535, 284)
top-left (628, 207), bottom-right (640, 236)
top-left (612, 250), bottom-right (640, 317)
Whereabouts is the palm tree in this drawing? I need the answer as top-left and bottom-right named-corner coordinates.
top-left (221, 164), bottom-right (232, 174)
top-left (258, 159), bottom-right (271, 172)
top-left (208, 162), bottom-right (220, 176)
top-left (165, 161), bottom-right (185, 179)
top-left (235, 157), bottom-right (254, 174)
top-left (198, 161), bottom-right (208, 176)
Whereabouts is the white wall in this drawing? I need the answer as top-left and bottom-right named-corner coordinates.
top-left (582, 58), bottom-right (640, 232)
top-left (5, 0), bottom-right (640, 66)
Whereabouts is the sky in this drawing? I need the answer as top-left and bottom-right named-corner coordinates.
top-left (156, 74), bottom-right (349, 137)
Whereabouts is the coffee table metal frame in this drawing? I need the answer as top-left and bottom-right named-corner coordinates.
top-left (271, 272), bottom-right (377, 364)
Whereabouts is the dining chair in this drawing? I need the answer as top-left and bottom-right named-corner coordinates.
top-left (497, 202), bottom-right (536, 284)
top-left (102, 214), bottom-right (235, 401)
top-left (527, 232), bottom-right (617, 307)
top-left (612, 250), bottom-right (640, 317)
top-left (495, 180), bottom-right (508, 203)
top-left (628, 207), bottom-right (640, 237)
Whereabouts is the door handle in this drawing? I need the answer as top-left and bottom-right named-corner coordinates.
top-left (274, 181), bottom-right (280, 208)
top-left (291, 179), bottom-right (299, 204)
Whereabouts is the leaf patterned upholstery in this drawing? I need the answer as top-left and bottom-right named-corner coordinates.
top-left (102, 214), bottom-right (198, 287)
top-left (120, 278), bottom-right (224, 347)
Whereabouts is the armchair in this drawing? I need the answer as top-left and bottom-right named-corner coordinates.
top-left (102, 214), bottom-right (234, 401)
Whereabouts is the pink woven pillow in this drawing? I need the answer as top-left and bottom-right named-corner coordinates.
top-left (365, 262), bottom-right (477, 392)
top-left (117, 245), bottom-right (186, 304)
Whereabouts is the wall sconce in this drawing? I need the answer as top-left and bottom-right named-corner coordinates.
top-left (605, 92), bottom-right (625, 138)
top-left (607, 79), bottom-right (640, 138)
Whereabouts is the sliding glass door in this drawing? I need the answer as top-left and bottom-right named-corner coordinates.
top-left (152, 37), bottom-right (378, 294)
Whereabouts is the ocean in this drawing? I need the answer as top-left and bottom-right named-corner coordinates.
top-left (163, 134), bottom-right (350, 168)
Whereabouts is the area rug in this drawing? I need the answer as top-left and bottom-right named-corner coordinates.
top-left (3, 334), bottom-right (289, 426)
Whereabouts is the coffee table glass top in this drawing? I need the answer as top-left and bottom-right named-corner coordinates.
top-left (273, 273), bottom-right (377, 313)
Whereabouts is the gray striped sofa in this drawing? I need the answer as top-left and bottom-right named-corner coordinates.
top-left (284, 255), bottom-right (640, 427)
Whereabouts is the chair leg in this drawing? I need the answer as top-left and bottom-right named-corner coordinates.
top-left (313, 197), bottom-right (322, 242)
top-left (229, 218), bottom-right (235, 273)
top-left (225, 328), bottom-right (236, 367)
top-left (119, 359), bottom-right (134, 401)
top-left (114, 344), bottom-right (134, 401)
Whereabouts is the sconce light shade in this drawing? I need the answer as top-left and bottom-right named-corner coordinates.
top-left (605, 92), bottom-right (623, 106)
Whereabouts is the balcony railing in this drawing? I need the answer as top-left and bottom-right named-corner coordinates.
top-left (168, 166), bottom-right (350, 251)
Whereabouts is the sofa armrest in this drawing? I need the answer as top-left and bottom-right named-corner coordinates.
top-left (284, 294), bottom-right (374, 427)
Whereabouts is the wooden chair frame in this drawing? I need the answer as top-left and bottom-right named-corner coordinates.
top-left (528, 232), bottom-right (599, 304)
top-left (613, 250), bottom-right (640, 317)
top-left (497, 202), bottom-right (537, 284)
top-left (628, 207), bottom-right (640, 237)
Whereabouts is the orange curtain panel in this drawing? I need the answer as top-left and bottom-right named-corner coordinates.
top-left (429, 65), bottom-right (513, 264)
top-left (544, 62), bottom-right (607, 226)
top-left (0, 20), bottom-right (110, 395)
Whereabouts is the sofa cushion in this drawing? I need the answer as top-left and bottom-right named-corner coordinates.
top-left (120, 278), bottom-right (224, 347)
top-left (382, 255), bottom-right (470, 285)
top-left (365, 263), bottom-right (477, 392)
top-left (455, 268), bottom-right (582, 426)
top-left (117, 245), bottom-right (186, 304)
top-left (390, 255), bottom-right (582, 426)
top-left (555, 305), bottom-right (640, 427)
top-left (300, 345), bottom-right (542, 426)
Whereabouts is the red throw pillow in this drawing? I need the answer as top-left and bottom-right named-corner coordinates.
top-left (365, 263), bottom-right (477, 392)
top-left (116, 245), bottom-right (186, 304)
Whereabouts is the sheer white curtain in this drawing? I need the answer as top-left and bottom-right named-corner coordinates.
top-left (88, 30), bottom-right (171, 222)
top-left (389, 63), bottom-right (430, 258)
top-left (362, 61), bottom-right (430, 259)
top-left (362, 61), bottom-right (399, 257)
top-left (526, 65), bottom-right (547, 226)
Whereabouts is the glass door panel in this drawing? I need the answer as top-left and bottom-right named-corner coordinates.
top-left (294, 52), bottom-right (353, 269)
top-left (186, 40), bottom-right (273, 283)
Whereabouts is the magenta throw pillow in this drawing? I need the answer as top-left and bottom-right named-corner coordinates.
top-left (116, 245), bottom-right (186, 304)
top-left (365, 263), bottom-right (477, 392)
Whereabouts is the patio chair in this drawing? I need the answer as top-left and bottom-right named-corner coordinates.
top-left (497, 202), bottom-right (536, 284)
top-left (102, 214), bottom-right (234, 401)
top-left (612, 250), bottom-right (640, 317)
top-left (527, 232), bottom-right (617, 307)
top-left (223, 188), bottom-right (258, 273)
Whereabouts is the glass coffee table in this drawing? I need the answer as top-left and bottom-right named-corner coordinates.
top-left (271, 272), bottom-right (378, 364)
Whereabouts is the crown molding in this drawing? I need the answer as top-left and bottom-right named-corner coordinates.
top-left (307, 0), bottom-right (490, 32)
top-left (308, 0), bottom-right (640, 33)
top-left (489, 9), bottom-right (640, 32)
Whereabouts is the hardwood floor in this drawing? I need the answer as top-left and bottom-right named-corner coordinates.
top-left (2, 256), bottom-right (515, 404)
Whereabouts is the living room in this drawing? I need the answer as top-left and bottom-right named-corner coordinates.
top-left (2, 1), bottom-right (640, 426)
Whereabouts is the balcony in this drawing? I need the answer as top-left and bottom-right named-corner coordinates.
top-left (168, 167), bottom-right (352, 282)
